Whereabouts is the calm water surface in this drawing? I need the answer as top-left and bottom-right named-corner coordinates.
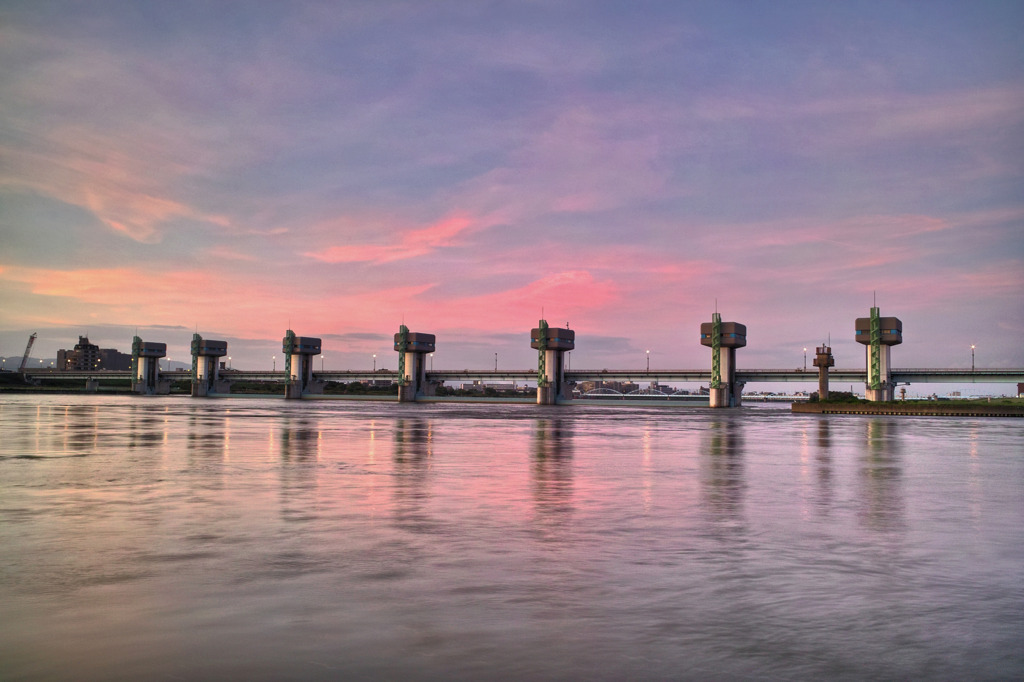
top-left (1, 395), bottom-right (1021, 681)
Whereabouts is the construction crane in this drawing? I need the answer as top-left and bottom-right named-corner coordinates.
top-left (19, 333), bottom-right (37, 372)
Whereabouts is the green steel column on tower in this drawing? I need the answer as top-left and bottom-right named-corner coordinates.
top-left (536, 319), bottom-right (549, 387)
top-left (397, 324), bottom-right (410, 385)
top-left (710, 313), bottom-right (722, 389)
top-left (131, 335), bottom-right (141, 382)
top-left (190, 333), bottom-right (201, 387)
top-left (283, 330), bottom-right (296, 383)
top-left (869, 306), bottom-right (881, 390)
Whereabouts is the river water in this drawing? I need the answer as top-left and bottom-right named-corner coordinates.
top-left (1, 395), bottom-right (1021, 681)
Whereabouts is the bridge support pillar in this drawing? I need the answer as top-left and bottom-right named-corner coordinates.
top-left (394, 326), bottom-right (436, 402)
top-left (131, 337), bottom-right (169, 395)
top-left (700, 313), bottom-right (746, 408)
top-left (855, 308), bottom-right (902, 402)
top-left (283, 330), bottom-right (322, 399)
top-left (191, 334), bottom-right (229, 397)
top-left (813, 344), bottom-right (835, 400)
top-left (531, 320), bottom-right (575, 405)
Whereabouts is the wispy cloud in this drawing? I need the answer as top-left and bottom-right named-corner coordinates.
top-left (305, 213), bottom-right (481, 264)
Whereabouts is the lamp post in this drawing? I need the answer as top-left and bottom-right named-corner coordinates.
top-left (971, 344), bottom-right (975, 372)
top-left (228, 356), bottom-right (232, 370)
top-left (646, 349), bottom-right (650, 372)
top-left (272, 355), bottom-right (276, 372)
top-left (321, 355), bottom-right (325, 372)
top-left (430, 353), bottom-right (433, 371)
top-left (495, 353), bottom-right (498, 371)
top-left (373, 354), bottom-right (376, 371)
top-left (803, 347), bottom-right (807, 371)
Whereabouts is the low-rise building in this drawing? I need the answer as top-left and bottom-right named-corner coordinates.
top-left (57, 336), bottom-right (132, 371)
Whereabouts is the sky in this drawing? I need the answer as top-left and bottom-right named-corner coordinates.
top-left (1, 0), bottom-right (1022, 388)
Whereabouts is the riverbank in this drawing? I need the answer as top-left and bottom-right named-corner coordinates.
top-left (794, 398), bottom-right (1024, 417)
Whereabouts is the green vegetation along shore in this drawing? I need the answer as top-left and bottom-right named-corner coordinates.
top-left (794, 396), bottom-right (1024, 417)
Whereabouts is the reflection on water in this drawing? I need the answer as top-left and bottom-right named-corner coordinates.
top-left (0, 396), bottom-right (1021, 681)
top-left (127, 407), bottom-right (166, 449)
top-left (280, 417), bottom-right (320, 463)
top-left (394, 418), bottom-right (432, 464)
top-left (701, 417), bottom-right (745, 521)
top-left (531, 418), bottom-right (573, 522)
top-left (392, 418), bottom-right (433, 533)
top-left (860, 419), bottom-right (904, 531)
top-left (814, 419), bottom-right (834, 513)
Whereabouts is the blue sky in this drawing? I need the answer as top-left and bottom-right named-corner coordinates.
top-left (1, 1), bottom-right (1022, 386)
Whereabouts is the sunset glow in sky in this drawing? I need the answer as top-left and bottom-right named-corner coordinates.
top-left (2, 1), bottom-right (1022, 378)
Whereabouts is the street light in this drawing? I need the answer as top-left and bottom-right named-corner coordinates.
top-left (646, 349), bottom-right (650, 372)
top-left (430, 353), bottom-right (433, 370)
top-left (272, 355), bottom-right (276, 371)
top-left (228, 356), bottom-right (232, 370)
top-left (321, 354), bottom-right (325, 372)
top-left (971, 344), bottom-right (975, 372)
top-left (495, 353), bottom-right (498, 371)
top-left (803, 347), bottom-right (807, 371)
top-left (373, 354), bottom-right (376, 371)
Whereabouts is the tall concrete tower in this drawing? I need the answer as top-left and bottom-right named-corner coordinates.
top-left (282, 330), bottom-right (322, 399)
top-left (190, 333), bottom-right (228, 397)
top-left (855, 307), bottom-right (902, 401)
top-left (531, 320), bottom-right (575, 405)
top-left (813, 344), bottom-right (835, 400)
top-left (131, 336), bottom-right (168, 395)
top-left (394, 325), bottom-right (436, 402)
top-left (700, 313), bottom-right (746, 408)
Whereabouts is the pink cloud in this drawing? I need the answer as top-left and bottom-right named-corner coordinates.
top-left (304, 213), bottom-right (479, 263)
top-left (419, 270), bottom-right (621, 333)
top-left (0, 264), bottom-right (433, 339)
top-left (2, 134), bottom-right (231, 243)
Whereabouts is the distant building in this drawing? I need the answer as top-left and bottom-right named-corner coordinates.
top-left (460, 381), bottom-right (508, 391)
top-left (577, 381), bottom-right (641, 394)
top-left (57, 336), bottom-right (132, 371)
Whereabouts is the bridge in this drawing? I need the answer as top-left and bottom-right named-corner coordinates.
top-left (14, 304), bottom-right (1024, 406)
top-left (19, 367), bottom-right (1023, 387)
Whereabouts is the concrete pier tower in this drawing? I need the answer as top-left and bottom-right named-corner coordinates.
top-left (813, 344), bottom-right (835, 400)
top-left (282, 330), bottom-right (322, 399)
top-left (700, 313), bottom-right (747, 408)
top-left (855, 307), bottom-right (902, 401)
top-left (190, 333), bottom-right (228, 397)
top-left (131, 336), bottom-right (169, 395)
top-left (394, 325), bottom-right (436, 402)
top-left (531, 320), bottom-right (575, 405)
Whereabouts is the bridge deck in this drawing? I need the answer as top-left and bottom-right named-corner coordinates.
top-left (18, 367), bottom-right (1024, 384)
